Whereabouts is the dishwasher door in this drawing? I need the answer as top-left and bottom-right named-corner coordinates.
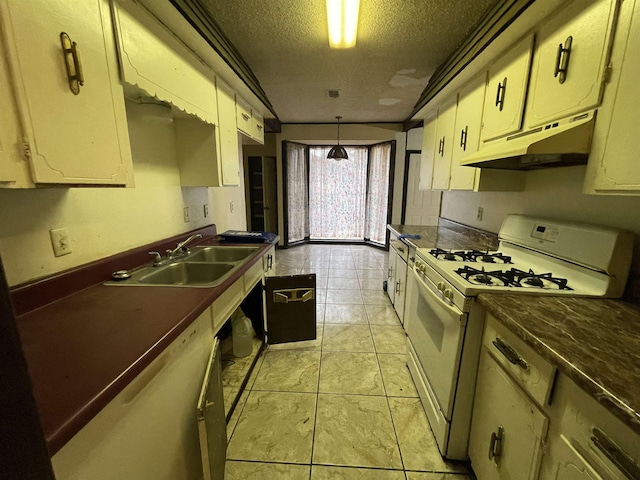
top-left (196, 337), bottom-right (225, 480)
top-left (264, 274), bottom-right (316, 344)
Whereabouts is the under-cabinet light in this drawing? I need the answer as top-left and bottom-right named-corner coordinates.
top-left (326, 0), bottom-right (360, 49)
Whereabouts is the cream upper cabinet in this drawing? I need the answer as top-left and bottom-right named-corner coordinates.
top-left (111, 0), bottom-right (218, 126)
top-left (0, 0), bottom-right (133, 186)
top-left (235, 97), bottom-right (252, 137)
top-left (526, 0), bottom-right (620, 128)
top-left (216, 79), bottom-right (241, 185)
top-left (450, 77), bottom-right (485, 191)
top-left (481, 34), bottom-right (534, 142)
top-left (584, 0), bottom-right (640, 193)
top-left (418, 112), bottom-right (438, 191)
top-left (431, 97), bottom-right (458, 190)
top-left (251, 111), bottom-right (265, 144)
top-left (469, 348), bottom-right (549, 480)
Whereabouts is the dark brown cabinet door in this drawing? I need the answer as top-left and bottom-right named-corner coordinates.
top-left (264, 274), bottom-right (316, 344)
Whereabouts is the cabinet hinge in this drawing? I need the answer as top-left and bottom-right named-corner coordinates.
top-left (20, 140), bottom-right (31, 160)
top-left (603, 63), bottom-right (613, 84)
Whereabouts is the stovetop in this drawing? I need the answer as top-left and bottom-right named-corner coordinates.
top-left (415, 245), bottom-right (612, 298)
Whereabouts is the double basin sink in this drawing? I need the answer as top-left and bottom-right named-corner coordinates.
top-left (108, 246), bottom-right (260, 288)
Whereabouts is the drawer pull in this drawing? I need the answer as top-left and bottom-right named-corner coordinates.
top-left (274, 288), bottom-right (314, 303)
top-left (242, 113), bottom-right (250, 121)
top-left (492, 337), bottom-right (529, 370)
top-left (488, 425), bottom-right (504, 462)
top-left (60, 32), bottom-right (84, 95)
top-left (591, 427), bottom-right (640, 479)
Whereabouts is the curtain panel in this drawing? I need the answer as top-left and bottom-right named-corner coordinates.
top-left (365, 143), bottom-right (392, 245)
top-left (286, 142), bottom-right (309, 243)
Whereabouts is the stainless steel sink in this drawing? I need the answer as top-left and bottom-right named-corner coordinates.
top-left (185, 246), bottom-right (259, 263)
top-left (106, 244), bottom-right (261, 288)
top-left (138, 262), bottom-right (235, 287)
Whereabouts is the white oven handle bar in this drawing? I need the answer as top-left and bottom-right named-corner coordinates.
top-left (412, 267), bottom-right (464, 319)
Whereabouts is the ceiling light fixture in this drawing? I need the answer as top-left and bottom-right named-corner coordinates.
top-left (326, 0), bottom-right (360, 49)
top-left (328, 116), bottom-right (348, 161)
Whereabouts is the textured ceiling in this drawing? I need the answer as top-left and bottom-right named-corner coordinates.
top-left (203, 0), bottom-right (497, 123)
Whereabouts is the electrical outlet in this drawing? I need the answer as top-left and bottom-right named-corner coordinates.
top-left (50, 228), bottom-right (72, 257)
top-left (476, 207), bottom-right (484, 221)
top-left (229, 201), bottom-right (234, 213)
top-left (183, 206), bottom-right (190, 223)
top-left (203, 204), bottom-right (209, 218)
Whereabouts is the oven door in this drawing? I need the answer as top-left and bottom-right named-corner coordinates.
top-left (405, 267), bottom-right (467, 419)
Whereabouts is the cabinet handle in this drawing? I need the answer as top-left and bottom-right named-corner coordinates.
top-left (274, 288), bottom-right (314, 303)
top-left (60, 32), bottom-right (84, 95)
top-left (591, 428), bottom-right (640, 479)
top-left (492, 337), bottom-right (529, 370)
top-left (267, 254), bottom-right (273, 270)
top-left (257, 124), bottom-right (263, 131)
top-left (395, 280), bottom-right (401, 293)
top-left (460, 126), bottom-right (468, 151)
top-left (495, 77), bottom-right (507, 111)
top-left (242, 113), bottom-right (250, 121)
top-left (554, 35), bottom-right (573, 84)
top-left (488, 425), bottom-right (504, 462)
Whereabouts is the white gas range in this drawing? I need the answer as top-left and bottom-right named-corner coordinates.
top-left (404, 215), bottom-right (634, 460)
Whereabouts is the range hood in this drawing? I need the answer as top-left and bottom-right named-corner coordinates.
top-left (461, 110), bottom-right (596, 170)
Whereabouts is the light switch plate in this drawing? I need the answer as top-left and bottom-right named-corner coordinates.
top-left (50, 228), bottom-right (72, 257)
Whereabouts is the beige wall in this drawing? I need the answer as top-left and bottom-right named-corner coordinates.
top-left (0, 100), bottom-right (247, 287)
top-left (440, 165), bottom-right (640, 235)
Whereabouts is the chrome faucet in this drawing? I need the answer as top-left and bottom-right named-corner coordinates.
top-left (148, 233), bottom-right (202, 266)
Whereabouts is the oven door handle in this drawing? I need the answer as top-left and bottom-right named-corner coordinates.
top-left (412, 268), bottom-right (463, 317)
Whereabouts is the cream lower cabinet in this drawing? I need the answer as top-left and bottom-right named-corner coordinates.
top-left (51, 310), bottom-right (215, 480)
top-left (481, 34), bottom-right (534, 142)
top-left (387, 234), bottom-right (408, 323)
top-left (525, 0), bottom-right (619, 128)
top-left (539, 374), bottom-right (640, 480)
top-left (0, 0), bottom-right (133, 187)
top-left (469, 349), bottom-right (549, 480)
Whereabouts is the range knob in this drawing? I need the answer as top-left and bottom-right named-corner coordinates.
top-left (436, 282), bottom-right (446, 291)
top-left (444, 289), bottom-right (454, 301)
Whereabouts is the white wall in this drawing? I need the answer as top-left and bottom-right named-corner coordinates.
top-left (0, 101), bottom-right (247, 287)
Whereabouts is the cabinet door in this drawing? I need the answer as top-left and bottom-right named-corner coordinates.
top-left (469, 349), bottom-right (548, 480)
top-left (216, 80), bottom-right (240, 185)
top-left (586, 0), bottom-right (640, 192)
top-left (432, 98), bottom-right (458, 190)
top-left (251, 111), bottom-right (265, 144)
top-left (541, 434), bottom-right (604, 480)
top-left (264, 275), bottom-right (316, 344)
top-left (0, 0), bottom-right (132, 185)
top-left (481, 34), bottom-right (534, 142)
top-left (450, 76), bottom-right (486, 190)
top-left (236, 97), bottom-right (252, 136)
top-left (526, 0), bottom-right (619, 128)
top-left (394, 257), bottom-right (407, 324)
top-left (418, 114), bottom-right (438, 190)
top-left (387, 247), bottom-right (397, 304)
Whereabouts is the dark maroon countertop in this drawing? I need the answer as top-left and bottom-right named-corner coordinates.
top-left (12, 226), bottom-right (274, 455)
top-left (477, 293), bottom-right (640, 436)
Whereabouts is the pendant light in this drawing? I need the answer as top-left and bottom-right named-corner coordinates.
top-left (327, 116), bottom-right (348, 160)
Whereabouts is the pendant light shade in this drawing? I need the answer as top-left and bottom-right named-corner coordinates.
top-left (328, 116), bottom-right (348, 160)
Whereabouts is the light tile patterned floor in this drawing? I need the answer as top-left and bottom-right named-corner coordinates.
top-left (226, 244), bottom-right (471, 479)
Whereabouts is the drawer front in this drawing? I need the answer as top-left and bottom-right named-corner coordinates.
top-left (390, 239), bottom-right (409, 262)
top-left (483, 314), bottom-right (556, 408)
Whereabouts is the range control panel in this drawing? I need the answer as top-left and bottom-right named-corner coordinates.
top-left (531, 223), bottom-right (560, 242)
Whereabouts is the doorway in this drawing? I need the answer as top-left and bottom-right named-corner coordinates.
top-left (283, 141), bottom-right (395, 247)
top-left (247, 156), bottom-right (278, 234)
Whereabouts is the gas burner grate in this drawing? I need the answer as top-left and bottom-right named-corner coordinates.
top-left (454, 266), bottom-right (512, 287)
top-left (506, 268), bottom-right (572, 290)
top-left (455, 266), bottom-right (572, 290)
top-left (430, 248), bottom-right (512, 264)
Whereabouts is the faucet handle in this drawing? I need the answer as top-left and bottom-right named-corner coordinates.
top-left (149, 251), bottom-right (162, 264)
